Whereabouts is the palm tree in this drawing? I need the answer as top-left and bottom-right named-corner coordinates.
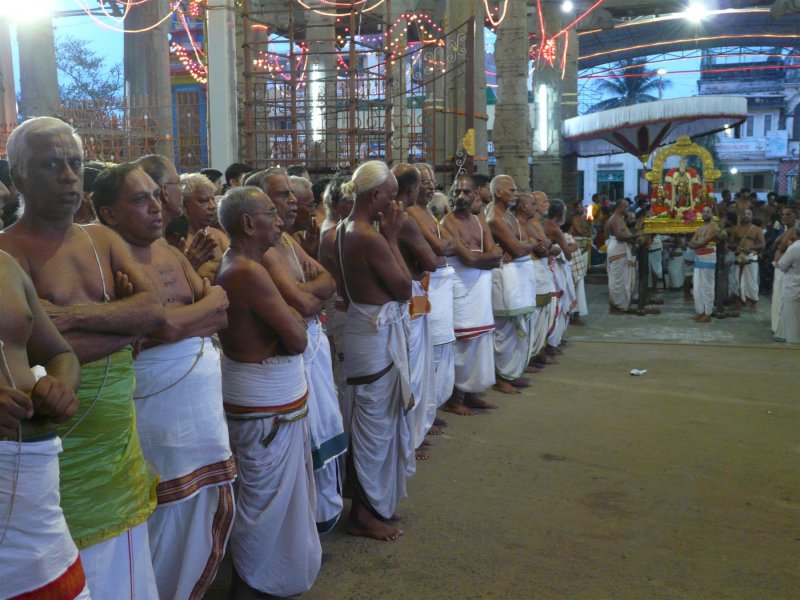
top-left (585, 58), bottom-right (671, 113)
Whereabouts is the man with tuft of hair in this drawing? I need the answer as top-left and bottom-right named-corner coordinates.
top-left (333, 160), bottom-right (413, 542)
top-left (215, 186), bottom-right (321, 598)
top-left (0, 116), bottom-right (166, 597)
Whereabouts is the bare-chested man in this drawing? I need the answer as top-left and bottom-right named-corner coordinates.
top-left (543, 199), bottom-right (577, 351)
top-left (473, 173), bottom-right (492, 209)
top-left (287, 174), bottom-right (321, 259)
top-left (215, 186), bottom-right (321, 598)
top-left (391, 164), bottom-right (439, 458)
top-left (605, 198), bottom-right (640, 313)
top-left (410, 163), bottom-right (457, 436)
top-left (258, 168), bottom-right (346, 535)
top-left (487, 175), bottom-right (537, 394)
top-left (728, 208), bottom-right (765, 310)
top-left (92, 163), bottom-right (236, 599)
top-left (182, 172), bottom-right (230, 280)
top-left (0, 250), bottom-right (87, 598)
top-left (318, 174), bottom-right (355, 365)
top-left (0, 116), bottom-right (165, 597)
top-left (135, 154), bottom-right (217, 271)
top-left (334, 161), bottom-right (412, 541)
top-left (689, 205), bottom-right (721, 322)
top-left (522, 192), bottom-right (561, 368)
top-left (441, 174), bottom-right (502, 414)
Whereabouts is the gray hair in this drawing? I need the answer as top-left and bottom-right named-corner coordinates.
top-left (547, 198), bottom-right (566, 219)
top-left (217, 186), bottom-right (268, 237)
top-left (351, 160), bottom-right (390, 196)
top-left (180, 172), bottom-right (216, 197)
top-left (134, 154), bottom-right (174, 186)
top-left (428, 192), bottom-right (449, 220)
top-left (289, 175), bottom-right (312, 193)
top-left (7, 116), bottom-right (84, 183)
top-left (244, 167), bottom-right (287, 191)
top-left (489, 174), bottom-right (512, 197)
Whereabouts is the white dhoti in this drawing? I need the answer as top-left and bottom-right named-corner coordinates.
top-left (693, 248), bottom-right (716, 316)
top-left (429, 266), bottom-right (455, 412)
top-left (607, 236), bottom-right (634, 310)
top-left (726, 251), bottom-right (738, 298)
top-left (548, 257), bottom-right (571, 348)
top-left (532, 258), bottom-right (555, 357)
top-left (737, 254), bottom-right (759, 304)
top-left (80, 522), bottom-right (158, 600)
top-left (343, 301), bottom-right (414, 519)
top-left (222, 355), bottom-right (321, 597)
top-left (302, 319), bottom-right (347, 533)
top-left (492, 257), bottom-right (536, 381)
top-left (772, 268), bottom-right (784, 335)
top-left (683, 247), bottom-right (696, 279)
top-left (784, 290), bottom-right (800, 344)
top-left (133, 337), bottom-right (236, 600)
top-left (668, 250), bottom-right (685, 289)
top-left (649, 236), bottom-right (664, 285)
top-left (0, 436), bottom-right (90, 600)
top-left (451, 257), bottom-right (495, 393)
top-left (406, 283), bottom-right (434, 450)
top-left (778, 242), bottom-right (800, 344)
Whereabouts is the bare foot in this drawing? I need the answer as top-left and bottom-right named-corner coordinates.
top-left (415, 449), bottom-right (429, 460)
top-left (545, 345), bottom-right (563, 356)
top-left (492, 379), bottom-right (520, 395)
top-left (420, 439), bottom-right (433, 448)
top-left (347, 504), bottom-right (404, 541)
top-left (525, 365), bottom-right (542, 373)
top-left (510, 377), bottom-right (530, 388)
top-left (433, 416), bottom-right (448, 428)
top-left (441, 398), bottom-right (477, 416)
top-left (464, 393), bottom-right (498, 409)
top-left (427, 424), bottom-right (443, 435)
top-left (696, 314), bottom-right (711, 322)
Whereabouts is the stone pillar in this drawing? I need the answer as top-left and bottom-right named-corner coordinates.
top-left (207, 0), bottom-right (239, 170)
top-left (17, 17), bottom-right (59, 118)
top-left (0, 17), bottom-right (17, 127)
top-left (446, 0), bottom-right (489, 177)
top-left (530, 0), bottom-right (564, 198)
top-left (493, 0), bottom-right (531, 190)
top-left (560, 27), bottom-right (579, 203)
top-left (124, 0), bottom-right (174, 159)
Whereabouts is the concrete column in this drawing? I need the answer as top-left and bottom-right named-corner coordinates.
top-left (446, 0), bottom-right (489, 177)
top-left (17, 17), bottom-right (59, 118)
top-left (207, 0), bottom-right (239, 170)
top-left (493, 0), bottom-right (531, 190)
top-left (530, 0), bottom-right (564, 198)
top-left (124, 0), bottom-right (173, 158)
top-left (0, 17), bottom-right (17, 127)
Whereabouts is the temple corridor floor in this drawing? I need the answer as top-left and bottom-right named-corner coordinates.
top-left (207, 284), bottom-right (799, 599)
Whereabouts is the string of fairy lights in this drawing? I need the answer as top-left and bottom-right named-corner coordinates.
top-left (61, 1), bottom-right (800, 91)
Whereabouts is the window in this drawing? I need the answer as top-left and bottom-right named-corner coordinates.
top-left (746, 115), bottom-right (755, 137)
top-left (764, 114), bottom-right (773, 135)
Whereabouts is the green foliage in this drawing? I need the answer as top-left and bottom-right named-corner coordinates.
top-left (586, 58), bottom-right (671, 113)
top-left (55, 36), bottom-right (123, 104)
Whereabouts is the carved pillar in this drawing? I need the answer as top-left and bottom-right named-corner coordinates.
top-left (17, 16), bottom-right (59, 118)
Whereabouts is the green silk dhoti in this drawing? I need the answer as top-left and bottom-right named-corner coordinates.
top-left (57, 347), bottom-right (158, 549)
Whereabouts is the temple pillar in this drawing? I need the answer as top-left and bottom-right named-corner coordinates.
top-left (305, 10), bottom-right (339, 170)
top-left (124, 0), bottom-right (174, 159)
top-left (207, 0), bottom-right (239, 170)
top-left (17, 16), bottom-right (59, 118)
top-left (530, 0), bottom-right (564, 198)
top-left (493, 0), bottom-right (531, 190)
top-left (560, 28), bottom-right (579, 203)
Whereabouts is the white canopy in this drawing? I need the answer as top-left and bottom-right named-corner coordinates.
top-left (562, 96), bottom-right (748, 158)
